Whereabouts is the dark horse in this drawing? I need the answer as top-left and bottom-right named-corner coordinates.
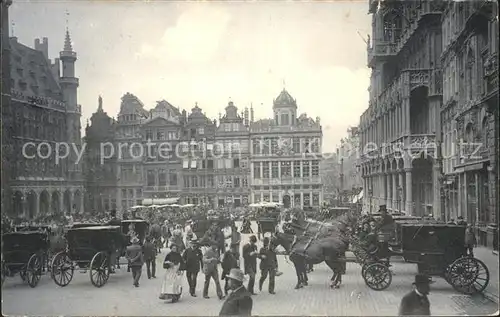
top-left (272, 213), bottom-right (358, 289)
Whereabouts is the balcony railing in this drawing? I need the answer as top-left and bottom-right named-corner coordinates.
top-left (367, 42), bottom-right (397, 66)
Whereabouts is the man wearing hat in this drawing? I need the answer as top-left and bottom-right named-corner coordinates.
top-left (126, 236), bottom-right (144, 287)
top-left (398, 274), bottom-right (434, 316)
top-left (182, 238), bottom-right (203, 297)
top-left (242, 235), bottom-right (259, 295)
top-left (219, 268), bottom-right (253, 316)
top-left (258, 237), bottom-right (277, 294)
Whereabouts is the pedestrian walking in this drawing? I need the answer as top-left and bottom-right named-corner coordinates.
top-left (202, 244), bottom-right (224, 300)
top-left (221, 247), bottom-right (240, 296)
top-left (465, 224), bottom-right (477, 257)
top-left (242, 235), bottom-right (258, 295)
top-left (125, 236), bottom-right (144, 287)
top-left (398, 273), bottom-right (434, 316)
top-left (143, 236), bottom-right (157, 279)
top-left (182, 238), bottom-right (203, 297)
top-left (258, 237), bottom-right (277, 294)
top-left (159, 244), bottom-right (185, 303)
top-left (226, 222), bottom-right (241, 256)
top-left (219, 268), bottom-right (253, 316)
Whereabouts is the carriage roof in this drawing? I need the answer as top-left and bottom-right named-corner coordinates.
top-left (71, 222), bottom-right (103, 229)
top-left (70, 225), bottom-right (122, 231)
top-left (2, 231), bottom-right (49, 252)
top-left (15, 225), bottom-right (51, 231)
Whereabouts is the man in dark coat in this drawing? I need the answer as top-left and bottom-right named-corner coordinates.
top-left (398, 274), bottom-right (434, 316)
top-left (258, 237), bottom-right (277, 294)
top-left (242, 235), bottom-right (258, 295)
top-left (221, 247), bottom-right (239, 296)
top-left (219, 268), bottom-right (253, 316)
top-left (182, 238), bottom-right (203, 297)
top-left (142, 236), bottom-right (156, 279)
top-left (126, 237), bottom-right (144, 287)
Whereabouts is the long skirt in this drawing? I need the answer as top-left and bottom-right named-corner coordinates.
top-left (159, 266), bottom-right (183, 301)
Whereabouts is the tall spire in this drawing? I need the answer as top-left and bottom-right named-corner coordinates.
top-left (64, 10), bottom-right (73, 52)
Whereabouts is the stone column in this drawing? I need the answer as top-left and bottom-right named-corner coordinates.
top-left (381, 172), bottom-right (387, 207)
top-left (386, 172), bottom-right (392, 209)
top-left (79, 189), bottom-right (84, 215)
top-left (458, 174), bottom-right (462, 218)
top-left (404, 97), bottom-right (411, 135)
top-left (34, 191), bottom-right (40, 218)
top-left (300, 192), bottom-right (304, 209)
top-left (278, 161), bottom-right (281, 179)
top-left (433, 164), bottom-right (442, 220)
top-left (392, 172), bottom-right (398, 210)
top-left (405, 168), bottom-right (413, 215)
top-left (47, 194), bottom-right (52, 215)
top-left (59, 192), bottom-right (64, 214)
top-left (68, 190), bottom-right (74, 214)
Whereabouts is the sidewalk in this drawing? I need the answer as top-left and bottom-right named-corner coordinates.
top-left (474, 246), bottom-right (499, 303)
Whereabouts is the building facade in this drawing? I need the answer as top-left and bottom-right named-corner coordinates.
top-left (7, 31), bottom-right (84, 218)
top-left (440, 1), bottom-right (498, 248)
top-left (320, 152), bottom-right (340, 204)
top-left (84, 96), bottom-right (118, 214)
top-left (360, 0), bottom-right (444, 217)
top-left (214, 101), bottom-right (251, 208)
top-left (250, 89), bottom-right (323, 209)
top-left (360, 0), bottom-right (498, 249)
top-left (85, 88), bottom-right (323, 211)
top-left (338, 126), bottom-right (363, 193)
top-left (180, 104), bottom-right (217, 206)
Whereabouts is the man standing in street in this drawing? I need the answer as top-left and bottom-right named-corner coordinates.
top-left (143, 236), bottom-right (157, 279)
top-left (183, 238), bottom-right (203, 297)
top-left (221, 246), bottom-right (240, 296)
top-left (258, 237), bottom-right (277, 294)
top-left (202, 244), bottom-right (224, 300)
top-left (226, 221), bottom-right (241, 257)
top-left (398, 274), bottom-right (434, 316)
top-left (126, 237), bottom-right (144, 287)
top-left (242, 235), bottom-right (258, 295)
top-left (219, 268), bottom-right (253, 316)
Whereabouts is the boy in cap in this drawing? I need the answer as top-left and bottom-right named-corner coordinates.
top-left (398, 273), bottom-right (434, 316)
top-left (219, 268), bottom-right (253, 316)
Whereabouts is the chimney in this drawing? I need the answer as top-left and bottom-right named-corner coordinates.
top-left (34, 37), bottom-right (49, 60)
top-left (244, 107), bottom-right (249, 126)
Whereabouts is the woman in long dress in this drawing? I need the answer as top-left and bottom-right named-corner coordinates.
top-left (159, 244), bottom-right (185, 303)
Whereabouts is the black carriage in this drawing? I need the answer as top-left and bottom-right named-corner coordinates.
top-left (1, 231), bottom-right (49, 287)
top-left (359, 223), bottom-right (489, 295)
top-left (50, 226), bottom-right (123, 288)
top-left (192, 217), bottom-right (229, 239)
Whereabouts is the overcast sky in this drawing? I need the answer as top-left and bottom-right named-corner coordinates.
top-left (11, 0), bottom-right (371, 152)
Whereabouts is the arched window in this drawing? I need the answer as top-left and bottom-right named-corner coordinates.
top-left (482, 117), bottom-right (489, 148)
top-left (465, 123), bottom-right (474, 144)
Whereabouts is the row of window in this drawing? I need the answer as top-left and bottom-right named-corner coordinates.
top-left (253, 161), bottom-right (320, 178)
top-left (254, 192), bottom-right (320, 206)
top-left (252, 138), bottom-right (320, 155)
top-left (121, 188), bottom-right (142, 198)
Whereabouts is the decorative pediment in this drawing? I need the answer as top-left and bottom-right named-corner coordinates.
top-left (141, 116), bottom-right (180, 127)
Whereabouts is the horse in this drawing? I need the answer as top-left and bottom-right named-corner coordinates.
top-left (272, 212), bottom-right (358, 289)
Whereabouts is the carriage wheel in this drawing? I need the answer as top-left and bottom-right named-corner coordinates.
top-left (51, 251), bottom-right (74, 287)
top-left (446, 257), bottom-right (489, 294)
top-left (26, 253), bottom-right (43, 288)
top-left (362, 262), bottom-right (392, 291)
top-left (90, 251), bottom-right (110, 288)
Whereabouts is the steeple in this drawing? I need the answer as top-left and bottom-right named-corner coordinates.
top-left (64, 29), bottom-right (73, 52)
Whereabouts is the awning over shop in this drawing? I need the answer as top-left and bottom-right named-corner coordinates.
top-left (142, 198), bottom-right (179, 206)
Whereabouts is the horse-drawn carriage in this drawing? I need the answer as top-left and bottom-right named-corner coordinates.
top-left (250, 202), bottom-right (282, 236)
top-left (50, 225), bottom-right (124, 288)
top-left (357, 222), bottom-right (489, 294)
top-left (1, 230), bottom-right (49, 287)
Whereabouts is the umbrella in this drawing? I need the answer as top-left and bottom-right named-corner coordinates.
top-left (130, 205), bottom-right (144, 210)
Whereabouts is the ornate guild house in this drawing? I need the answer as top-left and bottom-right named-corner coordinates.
top-left (250, 89), bottom-right (323, 209)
